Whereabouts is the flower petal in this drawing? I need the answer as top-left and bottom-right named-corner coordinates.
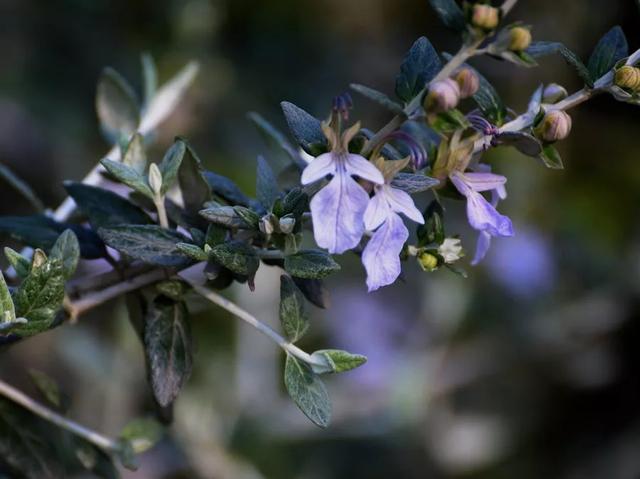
top-left (310, 171), bottom-right (370, 254)
top-left (364, 188), bottom-right (391, 231)
top-left (345, 154), bottom-right (384, 184)
top-left (471, 231), bottom-right (492, 265)
top-left (362, 212), bottom-right (409, 292)
top-left (461, 172), bottom-right (507, 192)
top-left (385, 186), bottom-right (424, 224)
top-left (466, 190), bottom-right (514, 237)
top-left (301, 153), bottom-right (335, 185)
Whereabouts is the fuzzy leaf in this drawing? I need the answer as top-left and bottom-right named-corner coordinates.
top-left (390, 173), bottom-right (440, 193)
top-left (4, 248), bottom-right (31, 279)
top-left (472, 70), bottom-right (507, 124)
top-left (350, 83), bottom-right (404, 114)
top-left (120, 417), bottom-right (163, 454)
top-left (159, 140), bottom-right (186, 194)
top-left (273, 188), bottom-right (308, 220)
top-left (284, 250), bottom-right (340, 279)
top-left (208, 241), bottom-right (259, 277)
top-left (280, 101), bottom-right (327, 156)
top-left (292, 277), bottom-right (329, 309)
top-left (247, 112), bottom-right (306, 168)
top-left (428, 0), bottom-right (466, 31)
top-left (497, 131), bottom-right (543, 157)
top-left (538, 144), bottom-right (564, 169)
top-left (64, 182), bottom-right (153, 229)
top-left (49, 229), bottom-right (79, 280)
top-left (141, 53), bottom-right (158, 108)
top-left (310, 349), bottom-right (367, 374)
top-left (178, 142), bottom-right (212, 222)
top-left (0, 162), bottom-right (44, 212)
top-left (203, 171), bottom-right (252, 207)
top-left (200, 205), bottom-right (250, 229)
top-left (417, 200), bottom-right (445, 246)
top-left (256, 156), bottom-right (280, 210)
top-left (395, 37), bottom-right (442, 103)
top-left (284, 354), bottom-right (331, 428)
top-left (176, 243), bottom-right (208, 261)
top-left (587, 26), bottom-right (628, 81)
top-left (144, 298), bottom-right (192, 407)
top-left (0, 215), bottom-right (104, 259)
top-left (0, 271), bottom-right (15, 324)
top-left (122, 132), bottom-right (147, 174)
top-left (11, 251), bottom-right (65, 336)
top-left (96, 68), bottom-right (139, 144)
top-left (279, 276), bottom-right (309, 342)
top-left (99, 225), bottom-right (193, 267)
top-left (101, 159), bottom-right (153, 198)
top-left (527, 41), bottom-right (592, 86)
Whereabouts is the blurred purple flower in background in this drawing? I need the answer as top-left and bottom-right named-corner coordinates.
top-left (302, 151), bottom-right (383, 254)
top-left (487, 227), bottom-right (555, 298)
top-left (362, 183), bottom-right (423, 292)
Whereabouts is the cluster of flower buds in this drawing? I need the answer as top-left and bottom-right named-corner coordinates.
top-left (614, 65), bottom-right (640, 92)
top-left (508, 26), bottom-right (532, 52)
top-left (424, 67), bottom-right (479, 114)
top-left (542, 83), bottom-right (568, 104)
top-left (259, 213), bottom-right (296, 236)
top-left (534, 109), bottom-right (572, 143)
top-left (470, 3), bottom-right (500, 30)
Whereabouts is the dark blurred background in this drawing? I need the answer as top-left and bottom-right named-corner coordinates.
top-left (1, 0), bottom-right (640, 478)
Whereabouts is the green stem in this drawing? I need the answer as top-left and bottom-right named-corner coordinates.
top-left (0, 378), bottom-right (119, 452)
top-left (153, 196), bottom-right (169, 229)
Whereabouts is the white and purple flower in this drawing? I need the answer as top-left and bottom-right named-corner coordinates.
top-left (301, 123), bottom-right (384, 254)
top-left (449, 169), bottom-right (513, 265)
top-left (362, 180), bottom-right (424, 292)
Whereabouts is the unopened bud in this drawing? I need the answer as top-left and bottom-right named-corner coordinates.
top-left (148, 163), bottom-right (163, 196)
top-left (534, 110), bottom-right (572, 143)
top-left (417, 251), bottom-right (439, 272)
top-left (453, 68), bottom-right (479, 99)
top-left (259, 215), bottom-right (276, 235)
top-left (438, 238), bottom-right (464, 264)
top-left (614, 65), bottom-right (640, 91)
top-left (508, 26), bottom-right (532, 52)
top-left (542, 83), bottom-right (568, 104)
top-left (471, 4), bottom-right (499, 30)
top-left (278, 216), bottom-right (296, 235)
top-left (425, 79), bottom-right (460, 113)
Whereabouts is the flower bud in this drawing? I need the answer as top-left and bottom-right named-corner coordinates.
top-left (148, 163), bottom-right (163, 196)
top-left (542, 83), bottom-right (568, 104)
top-left (278, 216), bottom-right (296, 235)
top-left (438, 238), bottom-right (464, 264)
top-left (453, 68), bottom-right (479, 99)
top-left (471, 4), bottom-right (499, 30)
top-left (417, 251), bottom-right (439, 272)
top-left (425, 79), bottom-right (460, 113)
top-left (259, 214), bottom-right (276, 235)
top-left (534, 110), bottom-right (572, 143)
top-left (614, 65), bottom-right (640, 91)
top-left (508, 26), bottom-right (532, 52)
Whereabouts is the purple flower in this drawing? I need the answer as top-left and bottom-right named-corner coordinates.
top-left (302, 151), bottom-right (384, 254)
top-left (362, 184), bottom-right (423, 292)
top-left (449, 170), bottom-right (512, 265)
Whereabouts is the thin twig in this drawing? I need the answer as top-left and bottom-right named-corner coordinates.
top-left (178, 264), bottom-right (325, 368)
top-left (0, 378), bottom-right (119, 452)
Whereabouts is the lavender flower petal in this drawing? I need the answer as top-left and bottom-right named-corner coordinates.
top-left (345, 154), bottom-right (384, 184)
top-left (459, 172), bottom-right (507, 192)
top-left (385, 186), bottom-right (424, 224)
top-left (310, 171), bottom-right (370, 254)
top-left (300, 152), bottom-right (336, 185)
top-left (465, 190), bottom-right (514, 236)
top-left (471, 231), bottom-right (492, 265)
top-left (363, 190), bottom-right (391, 231)
top-left (362, 212), bottom-right (409, 292)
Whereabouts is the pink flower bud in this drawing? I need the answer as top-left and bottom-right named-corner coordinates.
top-left (534, 110), bottom-right (572, 143)
top-left (425, 79), bottom-right (460, 113)
top-left (453, 68), bottom-right (480, 99)
top-left (471, 4), bottom-right (499, 30)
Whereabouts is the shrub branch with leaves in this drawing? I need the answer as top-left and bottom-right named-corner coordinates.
top-left (0, 0), bottom-right (638, 476)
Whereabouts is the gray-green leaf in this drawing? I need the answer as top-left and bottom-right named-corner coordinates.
top-left (96, 67), bottom-right (139, 144)
top-left (279, 276), bottom-right (309, 342)
top-left (350, 83), bottom-right (404, 114)
top-left (120, 417), bottom-right (163, 454)
top-left (587, 26), bottom-right (628, 82)
top-left (4, 248), bottom-right (31, 279)
top-left (280, 102), bottom-right (327, 156)
top-left (122, 132), bottom-right (147, 175)
top-left (256, 156), bottom-right (280, 210)
top-left (208, 241), bottom-right (259, 277)
top-left (284, 354), bottom-right (331, 428)
top-left (284, 250), bottom-right (340, 279)
top-left (538, 144), bottom-right (564, 169)
top-left (99, 225), bottom-right (193, 267)
top-left (49, 229), bottom-right (79, 280)
top-left (428, 0), bottom-right (466, 32)
top-left (144, 298), bottom-right (193, 407)
top-left (395, 36), bottom-right (442, 103)
top-left (159, 140), bottom-right (186, 194)
top-left (0, 271), bottom-right (15, 324)
top-left (101, 159), bottom-right (153, 198)
top-left (310, 349), bottom-right (367, 374)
